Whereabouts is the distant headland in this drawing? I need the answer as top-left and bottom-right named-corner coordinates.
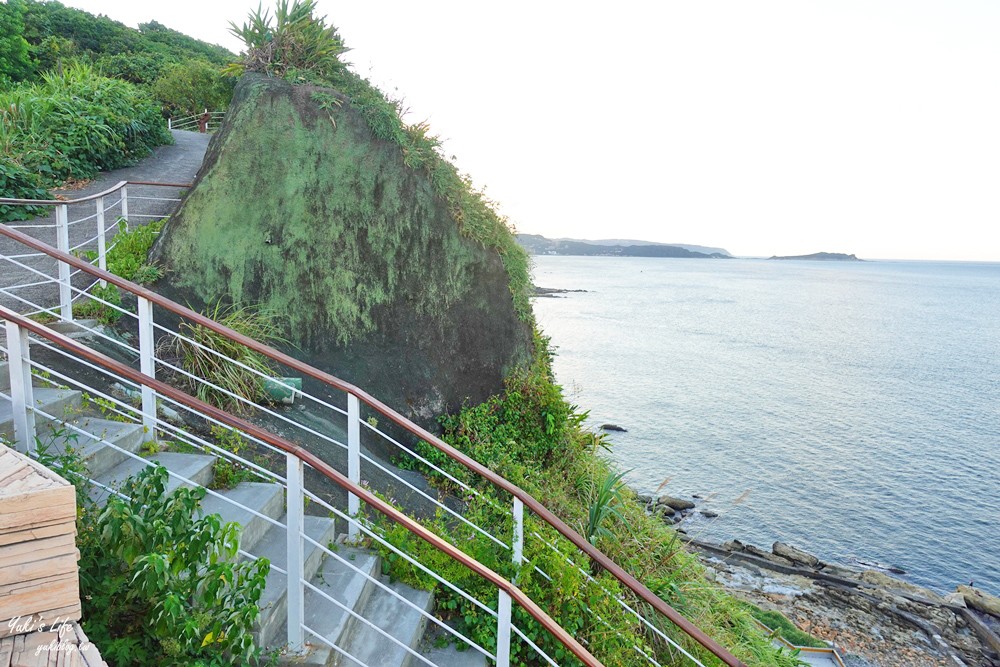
top-left (769, 252), bottom-right (863, 261)
top-left (517, 234), bottom-right (731, 258)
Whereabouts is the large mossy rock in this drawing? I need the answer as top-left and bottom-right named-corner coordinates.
top-left (153, 74), bottom-right (532, 424)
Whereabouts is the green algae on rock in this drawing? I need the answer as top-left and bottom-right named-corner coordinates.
top-left (153, 74), bottom-right (532, 423)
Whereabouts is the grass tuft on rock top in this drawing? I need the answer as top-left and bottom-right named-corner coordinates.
top-left (225, 0), bottom-right (532, 327)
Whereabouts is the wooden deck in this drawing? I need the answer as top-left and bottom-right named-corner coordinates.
top-left (0, 622), bottom-right (107, 667)
top-left (0, 446), bottom-right (81, 638)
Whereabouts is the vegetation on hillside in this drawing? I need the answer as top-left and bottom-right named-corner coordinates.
top-left (375, 336), bottom-right (804, 666)
top-left (0, 62), bottom-right (171, 218)
top-left (1, 0), bottom-right (235, 115)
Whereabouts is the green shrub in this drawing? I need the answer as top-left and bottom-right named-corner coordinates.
top-left (0, 157), bottom-right (49, 221)
top-left (153, 59), bottom-right (234, 117)
top-left (35, 442), bottom-right (270, 667)
top-left (105, 218), bottom-right (165, 282)
top-left (0, 62), bottom-right (172, 186)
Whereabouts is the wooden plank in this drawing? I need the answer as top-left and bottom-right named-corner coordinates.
top-left (0, 486), bottom-right (75, 518)
top-left (0, 524), bottom-right (75, 549)
top-left (0, 574), bottom-right (79, 623)
top-left (0, 534), bottom-right (75, 563)
top-left (0, 507), bottom-right (75, 533)
top-left (0, 554), bottom-right (79, 588)
top-left (0, 605), bottom-right (82, 641)
top-left (0, 635), bottom-right (12, 667)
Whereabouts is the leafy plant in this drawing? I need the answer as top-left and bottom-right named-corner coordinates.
top-left (157, 301), bottom-right (286, 414)
top-left (153, 59), bottom-right (234, 117)
top-left (72, 282), bottom-right (122, 324)
top-left (35, 439), bottom-right (270, 667)
top-left (105, 218), bottom-right (165, 282)
top-left (206, 424), bottom-right (270, 489)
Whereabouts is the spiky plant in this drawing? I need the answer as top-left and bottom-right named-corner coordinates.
top-left (158, 302), bottom-right (286, 415)
top-left (227, 0), bottom-right (349, 81)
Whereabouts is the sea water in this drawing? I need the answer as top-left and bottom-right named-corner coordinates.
top-left (531, 256), bottom-right (1000, 594)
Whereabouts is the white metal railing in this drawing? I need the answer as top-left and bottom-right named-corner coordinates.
top-left (0, 181), bottom-right (187, 320)
top-left (0, 309), bottom-right (598, 666)
top-left (0, 217), bottom-right (744, 666)
top-left (168, 110), bottom-right (226, 133)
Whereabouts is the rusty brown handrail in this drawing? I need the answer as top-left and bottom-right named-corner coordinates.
top-left (0, 180), bottom-right (193, 207)
top-left (0, 221), bottom-right (747, 666)
top-left (0, 303), bottom-right (602, 667)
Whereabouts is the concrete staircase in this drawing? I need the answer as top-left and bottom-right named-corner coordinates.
top-left (0, 361), bottom-right (483, 666)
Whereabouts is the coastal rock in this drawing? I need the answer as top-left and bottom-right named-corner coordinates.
top-left (721, 539), bottom-right (745, 552)
top-left (600, 423), bottom-right (627, 432)
top-left (654, 504), bottom-right (676, 517)
top-left (700, 509), bottom-right (719, 518)
top-left (772, 541), bottom-right (823, 568)
top-left (958, 585), bottom-right (1000, 618)
top-left (657, 495), bottom-right (695, 511)
top-left (635, 494), bottom-right (653, 505)
top-left (744, 543), bottom-right (794, 567)
top-left (858, 570), bottom-right (945, 604)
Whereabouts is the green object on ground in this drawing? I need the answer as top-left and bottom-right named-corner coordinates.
top-left (264, 376), bottom-right (302, 404)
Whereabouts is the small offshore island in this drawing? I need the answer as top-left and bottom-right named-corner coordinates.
top-left (769, 252), bottom-right (863, 261)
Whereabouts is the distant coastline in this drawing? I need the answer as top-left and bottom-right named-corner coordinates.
top-left (517, 234), bottom-right (731, 259)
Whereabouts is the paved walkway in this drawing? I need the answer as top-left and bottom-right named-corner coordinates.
top-left (0, 130), bottom-right (210, 313)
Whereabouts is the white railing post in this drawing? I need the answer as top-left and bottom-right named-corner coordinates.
top-left (496, 590), bottom-right (512, 667)
top-left (512, 497), bottom-right (524, 566)
top-left (136, 296), bottom-right (156, 442)
top-left (167, 118), bottom-right (172, 130)
top-left (55, 204), bottom-right (72, 322)
top-left (95, 196), bottom-right (107, 287)
top-left (120, 184), bottom-right (129, 228)
top-left (347, 393), bottom-right (361, 540)
top-left (5, 321), bottom-right (36, 454)
top-left (286, 452), bottom-right (305, 650)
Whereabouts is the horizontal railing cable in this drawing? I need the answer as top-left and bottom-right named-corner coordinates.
top-left (0, 304), bottom-right (603, 667)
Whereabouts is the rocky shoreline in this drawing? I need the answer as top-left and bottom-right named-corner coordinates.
top-left (633, 491), bottom-right (1000, 666)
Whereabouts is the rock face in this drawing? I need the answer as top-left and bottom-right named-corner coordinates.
top-left (772, 541), bottom-right (822, 568)
top-left (657, 495), bottom-right (695, 511)
top-left (958, 585), bottom-right (1000, 617)
top-left (153, 74), bottom-right (533, 425)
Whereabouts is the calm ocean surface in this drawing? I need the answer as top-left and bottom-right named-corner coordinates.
top-left (531, 256), bottom-right (1000, 594)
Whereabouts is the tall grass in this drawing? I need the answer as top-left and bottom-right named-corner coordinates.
top-left (157, 302), bottom-right (286, 415)
top-left (0, 61), bottom-right (171, 216)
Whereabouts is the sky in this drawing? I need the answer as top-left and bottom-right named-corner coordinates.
top-left (62, 0), bottom-right (1000, 261)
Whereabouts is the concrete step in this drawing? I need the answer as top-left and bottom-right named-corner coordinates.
top-left (90, 451), bottom-right (216, 501)
top-left (336, 576), bottom-right (434, 667)
top-left (44, 319), bottom-right (100, 339)
top-left (298, 546), bottom-right (381, 664)
top-left (0, 387), bottom-right (82, 441)
top-left (253, 515), bottom-right (338, 648)
top-left (33, 416), bottom-right (146, 479)
top-left (419, 643), bottom-right (488, 667)
top-left (201, 482), bottom-right (284, 553)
